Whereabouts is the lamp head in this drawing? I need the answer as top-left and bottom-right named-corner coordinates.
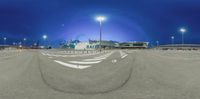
top-left (96, 16), bottom-right (106, 22)
top-left (180, 28), bottom-right (186, 33)
top-left (43, 35), bottom-right (47, 39)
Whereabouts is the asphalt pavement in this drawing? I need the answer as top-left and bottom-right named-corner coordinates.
top-left (0, 49), bottom-right (200, 99)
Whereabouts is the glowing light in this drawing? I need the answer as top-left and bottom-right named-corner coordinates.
top-left (179, 27), bottom-right (187, 45)
top-left (96, 16), bottom-right (106, 22)
top-left (3, 37), bottom-right (6, 40)
top-left (43, 35), bottom-right (47, 40)
top-left (180, 28), bottom-right (186, 34)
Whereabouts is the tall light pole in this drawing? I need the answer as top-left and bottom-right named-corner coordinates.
top-left (96, 16), bottom-right (106, 52)
top-left (156, 41), bottom-right (159, 47)
top-left (3, 37), bottom-right (6, 45)
top-left (42, 35), bottom-right (47, 48)
top-left (179, 28), bottom-right (186, 45)
top-left (171, 36), bottom-right (174, 45)
top-left (23, 38), bottom-right (27, 46)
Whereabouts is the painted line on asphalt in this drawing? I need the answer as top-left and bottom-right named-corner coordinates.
top-left (83, 58), bottom-right (106, 61)
top-left (54, 60), bottom-right (91, 69)
top-left (120, 51), bottom-right (127, 57)
top-left (68, 60), bottom-right (102, 64)
top-left (41, 53), bottom-right (45, 55)
top-left (85, 53), bottom-right (113, 61)
top-left (121, 54), bottom-right (128, 59)
top-left (42, 51), bottom-right (104, 58)
top-left (94, 53), bottom-right (112, 59)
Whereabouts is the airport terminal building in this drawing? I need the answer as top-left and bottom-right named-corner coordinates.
top-left (75, 41), bottom-right (149, 50)
top-left (75, 40), bottom-right (116, 50)
top-left (116, 42), bottom-right (149, 49)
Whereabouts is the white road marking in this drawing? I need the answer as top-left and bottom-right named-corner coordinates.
top-left (121, 54), bottom-right (128, 59)
top-left (120, 51), bottom-right (127, 57)
top-left (42, 53), bottom-right (46, 55)
top-left (54, 60), bottom-right (91, 69)
top-left (94, 53), bottom-right (113, 59)
top-left (119, 50), bottom-right (128, 59)
top-left (84, 52), bottom-right (113, 61)
top-left (83, 58), bottom-right (106, 61)
top-left (69, 60), bottom-right (102, 64)
top-left (76, 65), bottom-right (91, 69)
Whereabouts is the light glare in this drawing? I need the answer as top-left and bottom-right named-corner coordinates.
top-left (96, 16), bottom-right (106, 22)
top-left (43, 35), bottom-right (47, 39)
top-left (180, 28), bottom-right (186, 33)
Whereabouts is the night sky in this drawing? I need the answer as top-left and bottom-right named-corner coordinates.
top-left (0, 0), bottom-right (200, 46)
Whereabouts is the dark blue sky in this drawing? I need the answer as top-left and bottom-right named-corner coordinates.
top-left (0, 0), bottom-right (200, 45)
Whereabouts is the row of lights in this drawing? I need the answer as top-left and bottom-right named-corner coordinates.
top-left (1, 15), bottom-right (187, 49)
top-left (171, 28), bottom-right (186, 45)
top-left (0, 37), bottom-right (27, 45)
top-left (0, 36), bottom-right (43, 46)
top-left (1, 15), bottom-right (106, 47)
top-left (96, 16), bottom-right (189, 48)
top-left (41, 16), bottom-right (106, 50)
top-left (157, 27), bottom-right (187, 46)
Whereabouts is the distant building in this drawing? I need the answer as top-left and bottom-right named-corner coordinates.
top-left (0, 45), bottom-right (21, 49)
top-left (75, 42), bottom-right (90, 50)
top-left (116, 42), bottom-right (149, 49)
top-left (60, 40), bottom-right (80, 49)
top-left (75, 40), bottom-right (117, 50)
top-left (62, 40), bottom-right (148, 50)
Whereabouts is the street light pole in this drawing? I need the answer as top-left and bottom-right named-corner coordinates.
top-left (42, 35), bottom-right (47, 48)
top-left (171, 36), bottom-right (174, 45)
top-left (182, 33), bottom-right (184, 45)
top-left (96, 16), bottom-right (105, 52)
top-left (156, 41), bottom-right (159, 47)
top-left (99, 20), bottom-right (102, 52)
top-left (3, 37), bottom-right (6, 46)
top-left (179, 28), bottom-right (186, 46)
top-left (23, 38), bottom-right (27, 46)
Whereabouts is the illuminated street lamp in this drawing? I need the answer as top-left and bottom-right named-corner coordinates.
top-left (23, 38), bottom-right (27, 46)
top-left (42, 35), bottom-right (48, 48)
top-left (156, 40), bottom-right (159, 47)
top-left (96, 16), bottom-right (106, 52)
top-left (171, 36), bottom-right (174, 44)
top-left (179, 28), bottom-right (186, 45)
top-left (43, 35), bottom-right (47, 40)
top-left (3, 37), bottom-right (6, 45)
top-left (13, 42), bottom-right (16, 45)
